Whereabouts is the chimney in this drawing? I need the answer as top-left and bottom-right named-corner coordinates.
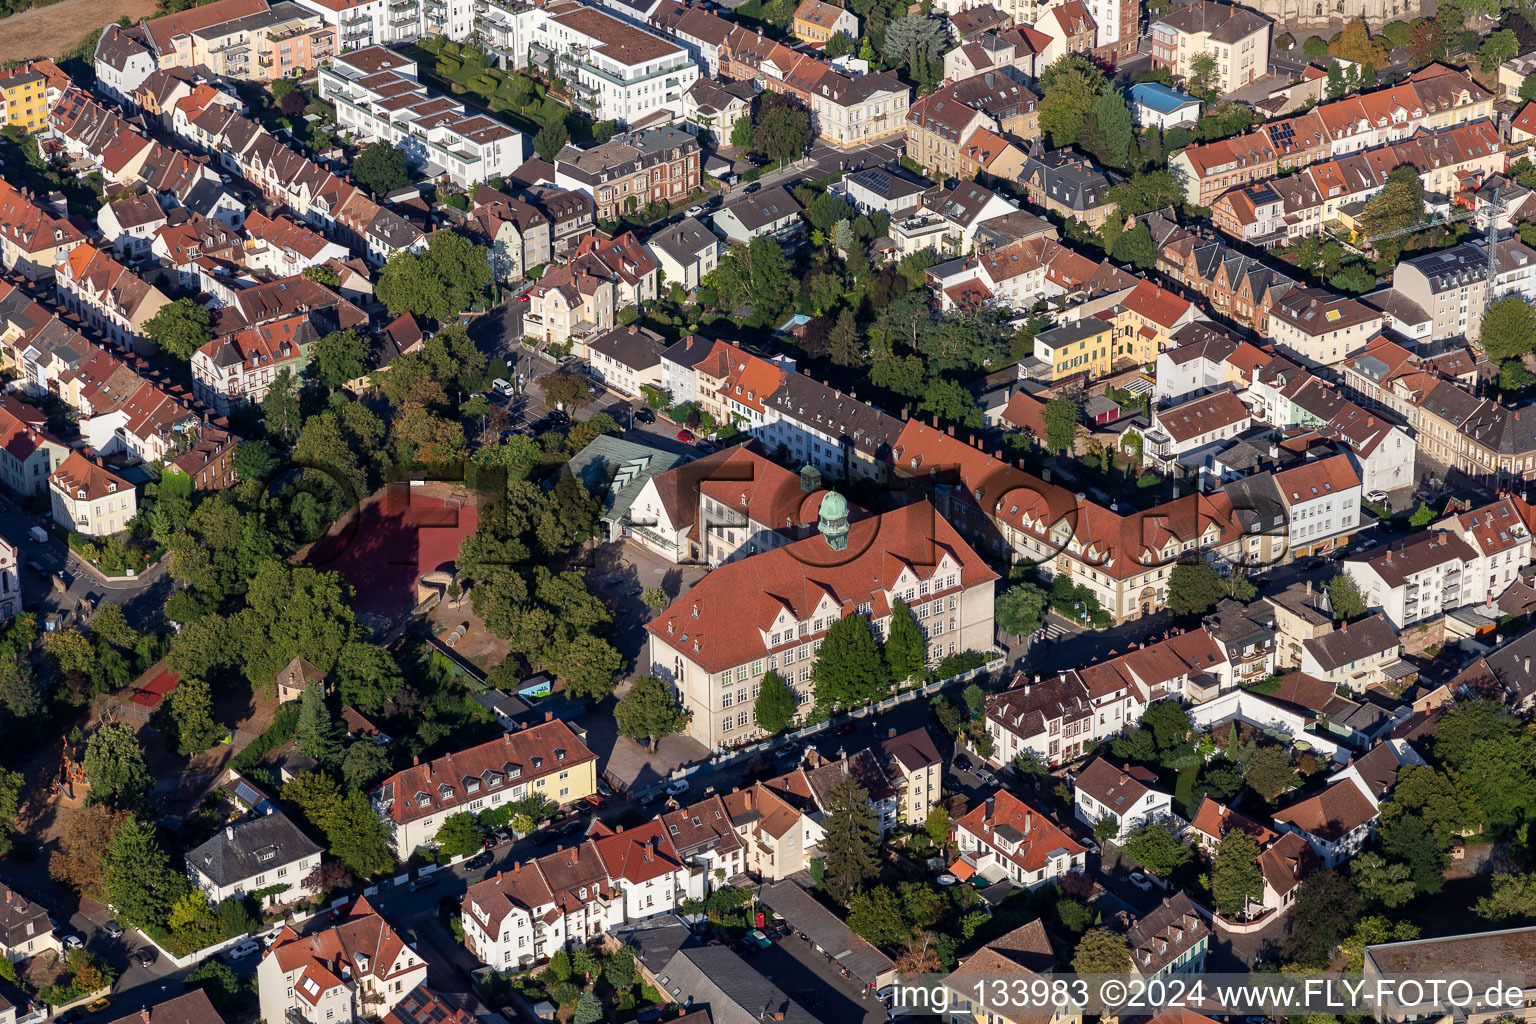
top-left (947, 425), bottom-right (955, 436)
top-left (225, 825), bottom-right (234, 841)
top-left (1526, 656), bottom-right (1531, 675)
top-left (412, 755), bottom-right (419, 765)
top-left (546, 711), bottom-right (554, 722)
top-left (140, 1011), bottom-right (150, 1024)
top-left (888, 728), bottom-right (897, 739)
top-left (984, 796), bottom-right (995, 819)
top-left (1342, 620), bottom-right (1348, 631)
top-left (628, 326), bottom-right (637, 334)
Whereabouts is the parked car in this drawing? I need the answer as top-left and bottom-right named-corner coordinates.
top-left (975, 767), bottom-right (998, 786)
top-left (60, 933), bottom-right (84, 950)
top-left (584, 794), bottom-right (607, 810)
top-left (226, 939), bottom-right (261, 960)
top-left (85, 999), bottom-right (111, 1014)
top-left (745, 929), bottom-right (772, 949)
top-left (408, 875), bottom-right (438, 893)
top-left (465, 851), bottom-right (494, 871)
top-left (1128, 872), bottom-right (1153, 891)
top-left (774, 742), bottom-right (804, 763)
top-left (676, 428), bottom-right (696, 443)
top-left (635, 408), bottom-right (655, 424)
top-left (832, 720), bottom-right (856, 736)
top-left (743, 182), bottom-right (761, 194)
top-left (953, 754), bottom-right (973, 774)
top-left (102, 921), bottom-right (123, 939)
top-left (1365, 489), bottom-right (1388, 504)
top-left (135, 948), bottom-right (157, 968)
top-left (664, 778), bottom-right (691, 796)
top-left (596, 778), bottom-right (614, 797)
top-left (685, 205), bottom-right (705, 218)
top-left (694, 440), bottom-right (716, 454)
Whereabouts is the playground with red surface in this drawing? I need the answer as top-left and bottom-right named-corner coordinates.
top-left (307, 483), bottom-right (479, 617)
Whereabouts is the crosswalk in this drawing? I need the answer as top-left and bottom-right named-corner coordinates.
top-left (1041, 618), bottom-right (1072, 641)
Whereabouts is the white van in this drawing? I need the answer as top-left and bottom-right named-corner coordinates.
top-left (492, 378), bottom-right (514, 396)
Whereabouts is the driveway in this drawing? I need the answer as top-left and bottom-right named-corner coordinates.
top-left (749, 933), bottom-right (886, 1024)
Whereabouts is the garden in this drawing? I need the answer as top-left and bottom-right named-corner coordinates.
top-left (476, 941), bottom-right (662, 1024)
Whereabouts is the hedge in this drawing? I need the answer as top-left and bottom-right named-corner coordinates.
top-left (439, 57), bottom-right (461, 74)
top-left (229, 702), bottom-right (301, 774)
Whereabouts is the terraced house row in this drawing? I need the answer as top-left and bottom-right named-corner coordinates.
top-left (1171, 63), bottom-right (1495, 207)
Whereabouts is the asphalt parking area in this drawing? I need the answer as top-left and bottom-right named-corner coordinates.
top-left (749, 932), bottom-right (887, 1024)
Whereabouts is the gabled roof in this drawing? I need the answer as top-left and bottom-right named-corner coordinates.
top-left (1302, 613), bottom-right (1398, 670)
top-left (186, 809), bottom-right (322, 885)
top-left (50, 451), bottom-right (131, 502)
top-left (1273, 776), bottom-right (1377, 840)
top-left (1074, 757), bottom-right (1162, 811)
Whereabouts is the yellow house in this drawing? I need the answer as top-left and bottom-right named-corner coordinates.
top-left (942, 921), bottom-right (1080, 1024)
top-left (793, 0), bottom-right (857, 45)
top-left (1033, 318), bottom-right (1114, 381)
top-left (0, 69), bottom-right (47, 132)
top-left (1111, 279), bottom-right (1202, 365)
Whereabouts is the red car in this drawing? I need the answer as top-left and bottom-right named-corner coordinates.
top-left (584, 794), bottom-right (607, 810)
top-left (677, 428), bottom-right (696, 443)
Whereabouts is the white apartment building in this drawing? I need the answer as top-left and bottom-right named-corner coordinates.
top-left (186, 810), bottom-right (323, 908)
top-left (190, 314), bottom-right (315, 414)
top-left (644, 499), bottom-right (998, 750)
top-left (1073, 758), bottom-right (1174, 842)
top-left (319, 47), bottom-right (527, 188)
top-left (1149, 1), bottom-right (1271, 93)
top-left (1391, 240), bottom-right (1536, 342)
top-left (1273, 452), bottom-right (1362, 558)
top-left (1441, 496), bottom-right (1536, 607)
top-left (49, 452), bottom-right (137, 537)
top-left (1269, 288), bottom-right (1385, 366)
top-left (1343, 531), bottom-right (1480, 630)
top-left (530, 3), bottom-right (697, 127)
top-left (461, 820), bottom-right (703, 969)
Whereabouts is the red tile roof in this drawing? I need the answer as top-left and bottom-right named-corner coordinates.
top-left (372, 722), bottom-right (595, 827)
top-left (1273, 777), bottom-right (1377, 840)
top-left (50, 451), bottom-right (131, 502)
top-left (954, 788), bottom-right (1084, 873)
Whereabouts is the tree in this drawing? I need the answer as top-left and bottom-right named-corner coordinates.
top-left (1187, 51), bottom-right (1218, 96)
top-left (1522, 74), bottom-right (1536, 102)
top-left (1475, 873), bottom-right (1536, 921)
top-left (1479, 27), bottom-right (1519, 71)
top-left (185, 960), bottom-right (246, 1019)
top-left (1481, 296), bottom-right (1536, 363)
top-left (824, 30), bottom-right (855, 57)
top-left (615, 675), bottom-right (689, 752)
top-left (338, 740), bottom-right (391, 790)
top-left (1141, 701), bottom-right (1192, 751)
top-left (84, 722), bottom-right (152, 810)
top-left (1330, 18), bottom-right (1389, 64)
top-left (168, 677), bottom-right (223, 756)
top-left (103, 819), bottom-right (187, 929)
top-left (884, 598), bottom-right (926, 684)
top-left (1071, 928), bottom-right (1130, 974)
top-left (377, 230), bottom-right (492, 324)
top-left (294, 680), bottom-right (343, 766)
top-left (538, 372), bottom-right (593, 411)
top-left (549, 632), bottom-right (624, 700)
top-left (1282, 870), bottom-right (1361, 966)
top-left (144, 298), bottom-right (211, 362)
top-left (754, 93), bottom-right (812, 163)
top-left (354, 142), bottom-right (410, 194)
top-left (572, 992), bottom-right (603, 1024)
top-left (1409, 500), bottom-right (1436, 528)
top-left (1088, 88), bottom-right (1134, 169)
top-left (1042, 395), bottom-right (1081, 454)
top-left (534, 119), bottom-right (569, 162)
top-left (1326, 61), bottom-right (1347, 100)
top-left (924, 806), bottom-right (950, 847)
top-left (1379, 814), bottom-right (1448, 895)
top-left (1242, 745), bottom-right (1295, 800)
top-left (1361, 165), bottom-right (1425, 238)
top-left (882, 14), bottom-right (945, 77)
top-left (1039, 55), bottom-right (1106, 147)
top-left (641, 587), bottom-right (669, 610)
top-left (1211, 828), bottom-right (1263, 918)
top-left (820, 775), bottom-right (880, 903)
top-left (1351, 852), bottom-right (1416, 909)
top-left (920, 378), bottom-right (984, 430)
top-left (51, 804), bottom-right (131, 896)
top-left (1327, 573), bottom-right (1368, 620)
top-left (90, 603), bottom-right (138, 649)
top-left (827, 309), bottom-right (862, 367)
top-left (729, 114), bottom-right (753, 148)
top-left (1111, 221), bottom-right (1157, 270)
top-left (311, 329), bottom-right (369, 391)
top-left (1166, 560), bottom-right (1226, 616)
top-left (1120, 821), bottom-right (1194, 876)
top-left (813, 615), bottom-right (891, 713)
top-left (0, 769), bottom-right (22, 856)
top-left (326, 788), bottom-right (394, 877)
top-left (848, 885), bottom-right (910, 947)
top-left (995, 582), bottom-right (1048, 636)
top-left (754, 670), bottom-right (798, 735)
top-left (434, 813), bottom-right (484, 857)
